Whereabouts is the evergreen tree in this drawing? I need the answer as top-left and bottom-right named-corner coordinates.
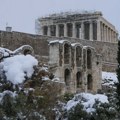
top-left (116, 40), bottom-right (120, 111)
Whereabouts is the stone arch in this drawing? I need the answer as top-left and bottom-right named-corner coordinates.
top-left (64, 42), bottom-right (71, 64)
top-left (64, 69), bottom-right (71, 86)
top-left (76, 46), bottom-right (82, 67)
top-left (14, 45), bottom-right (34, 55)
top-left (76, 71), bottom-right (82, 88)
top-left (87, 49), bottom-right (92, 69)
top-left (87, 74), bottom-right (92, 90)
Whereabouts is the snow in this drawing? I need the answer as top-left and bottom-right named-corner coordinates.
top-left (71, 43), bottom-right (81, 47)
top-left (49, 40), bottom-right (59, 44)
top-left (0, 90), bottom-right (16, 104)
top-left (66, 93), bottom-right (108, 113)
top-left (13, 45), bottom-right (32, 54)
top-left (102, 71), bottom-right (118, 86)
top-left (102, 71), bottom-right (117, 82)
top-left (49, 40), bottom-right (69, 44)
top-left (0, 54), bottom-right (38, 84)
top-left (0, 47), bottom-right (13, 57)
top-left (42, 76), bottom-right (49, 81)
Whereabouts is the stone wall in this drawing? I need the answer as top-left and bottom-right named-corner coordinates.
top-left (0, 31), bottom-right (49, 57)
top-left (0, 30), bottom-right (118, 72)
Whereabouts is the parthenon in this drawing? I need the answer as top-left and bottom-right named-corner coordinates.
top-left (38, 11), bottom-right (118, 43)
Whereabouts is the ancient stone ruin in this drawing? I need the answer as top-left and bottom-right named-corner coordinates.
top-left (0, 11), bottom-right (119, 93)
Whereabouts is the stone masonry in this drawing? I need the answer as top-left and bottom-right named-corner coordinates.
top-left (38, 11), bottom-right (118, 43)
top-left (49, 40), bottom-right (102, 93)
top-left (0, 11), bottom-right (119, 93)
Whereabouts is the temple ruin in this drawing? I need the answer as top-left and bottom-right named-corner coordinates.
top-left (38, 11), bottom-right (118, 43)
top-left (0, 11), bottom-right (119, 94)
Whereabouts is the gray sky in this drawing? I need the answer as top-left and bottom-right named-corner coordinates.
top-left (0, 0), bottom-right (119, 34)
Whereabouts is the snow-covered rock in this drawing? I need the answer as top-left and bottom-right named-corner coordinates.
top-left (0, 54), bottom-right (38, 84)
top-left (66, 93), bottom-right (108, 113)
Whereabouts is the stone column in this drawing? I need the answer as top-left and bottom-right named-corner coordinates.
top-left (90, 21), bottom-right (93, 40)
top-left (56, 24), bottom-right (59, 37)
top-left (111, 30), bottom-right (114, 43)
top-left (64, 23), bottom-right (67, 37)
top-left (47, 25), bottom-right (51, 36)
top-left (114, 32), bottom-right (116, 42)
top-left (100, 22), bottom-right (103, 42)
top-left (109, 29), bottom-right (111, 42)
top-left (72, 22), bottom-right (76, 38)
top-left (103, 24), bottom-right (106, 42)
top-left (105, 26), bottom-right (107, 42)
top-left (110, 30), bottom-right (112, 42)
top-left (97, 20), bottom-right (101, 41)
top-left (114, 32), bottom-right (117, 42)
top-left (81, 22), bottom-right (84, 39)
top-left (106, 26), bottom-right (109, 42)
top-left (40, 26), bottom-right (44, 35)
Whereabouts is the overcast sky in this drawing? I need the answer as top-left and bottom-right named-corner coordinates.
top-left (0, 0), bottom-right (119, 34)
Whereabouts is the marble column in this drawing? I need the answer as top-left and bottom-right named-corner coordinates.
top-left (90, 21), bottom-right (93, 40)
top-left (72, 22), bottom-right (76, 38)
top-left (56, 24), bottom-right (59, 37)
top-left (106, 26), bottom-right (109, 42)
top-left (47, 25), bottom-right (51, 36)
top-left (100, 22), bottom-right (103, 42)
top-left (111, 30), bottom-right (114, 43)
top-left (81, 22), bottom-right (84, 39)
top-left (64, 23), bottom-right (67, 37)
top-left (97, 20), bottom-right (101, 41)
top-left (40, 26), bottom-right (44, 35)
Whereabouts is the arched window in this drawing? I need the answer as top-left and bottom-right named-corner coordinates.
top-left (76, 72), bottom-right (82, 88)
top-left (87, 49), bottom-right (92, 69)
top-left (87, 74), bottom-right (92, 90)
top-left (64, 69), bottom-right (71, 86)
top-left (64, 43), bottom-right (70, 64)
top-left (76, 46), bottom-right (82, 67)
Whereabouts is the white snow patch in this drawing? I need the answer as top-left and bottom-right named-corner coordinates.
top-left (0, 90), bottom-right (17, 104)
top-left (102, 71), bottom-right (118, 86)
top-left (102, 71), bottom-right (117, 82)
top-left (0, 54), bottom-right (38, 84)
top-left (49, 40), bottom-right (59, 44)
top-left (49, 40), bottom-right (69, 44)
top-left (0, 47), bottom-right (13, 57)
top-left (66, 93), bottom-right (108, 113)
